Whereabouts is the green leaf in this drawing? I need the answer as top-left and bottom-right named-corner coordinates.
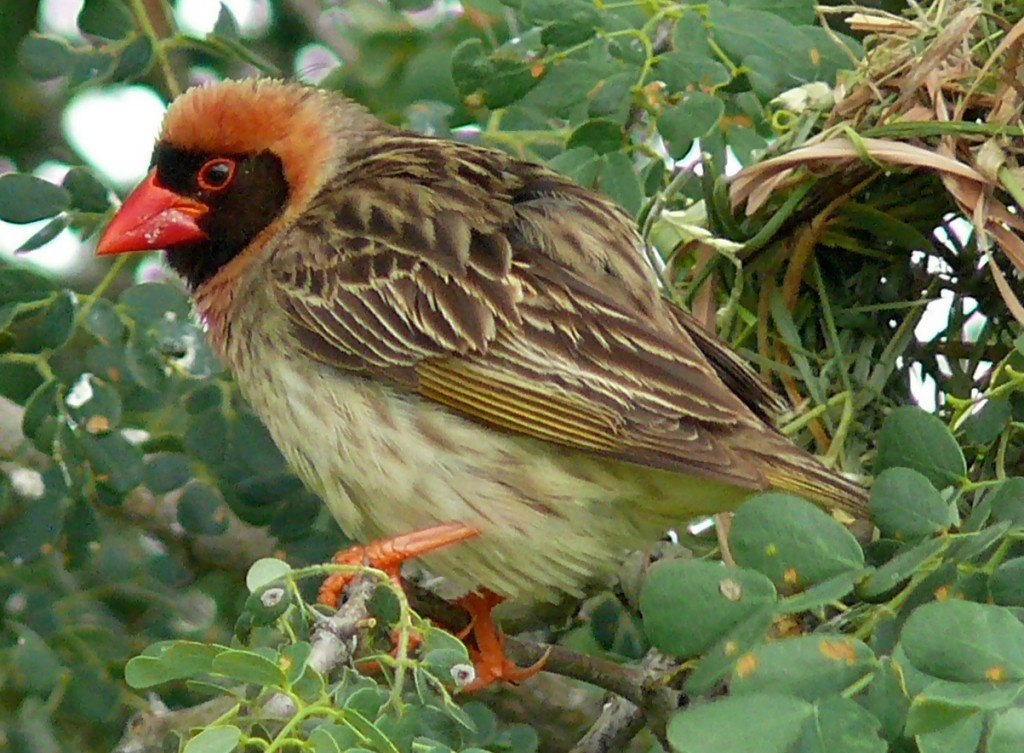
top-left (9, 623), bottom-right (63, 696)
top-left (729, 493), bottom-right (865, 590)
top-left (597, 151), bottom-right (643, 215)
top-left (990, 558), bottom-right (1024, 607)
top-left (22, 379), bottom-right (60, 448)
top-left (68, 47), bottom-right (119, 87)
top-left (916, 714), bottom-right (984, 753)
top-left (142, 453), bottom-right (192, 493)
top-left (567, 118), bottom-right (624, 154)
top-left (124, 641), bottom-right (221, 687)
top-left (962, 397), bottom-right (1012, 445)
top-left (112, 34), bottom-right (154, 80)
top-left (902, 601), bottom-right (1024, 683)
top-left (730, 635), bottom-right (876, 701)
top-left (0, 174), bottom-right (71, 223)
top-left (987, 477), bottom-right (1024, 526)
top-left (62, 167), bottom-right (109, 212)
top-left (79, 431), bottom-right (143, 493)
top-left (65, 373), bottom-right (122, 434)
top-left (213, 3), bottom-right (241, 39)
top-left (857, 538), bottom-right (944, 600)
top-left (799, 696), bottom-right (886, 753)
top-left (450, 38), bottom-right (539, 109)
top-left (246, 558), bottom-right (292, 592)
top-left (875, 407), bottom-right (966, 489)
top-left (177, 482), bottom-right (229, 535)
top-left (0, 266), bottom-right (55, 303)
top-left (667, 693), bottom-right (813, 753)
top-left (658, 94), bottom-right (725, 158)
top-left (310, 724), bottom-right (362, 753)
top-left (861, 657), bottom-right (910, 742)
top-left (548, 147), bottom-right (600, 186)
top-left (905, 680), bottom-right (1023, 736)
top-left (77, 0), bottom-right (134, 39)
top-left (587, 71), bottom-right (634, 122)
top-left (870, 468), bottom-right (955, 540)
top-left (654, 51), bottom-right (731, 95)
top-left (640, 559), bottom-right (776, 659)
top-left (778, 570), bottom-right (861, 613)
top-left (17, 216), bottom-right (70, 252)
top-left (684, 604), bottom-right (775, 695)
top-left (183, 726), bottom-right (242, 753)
top-left (119, 282), bottom-right (193, 325)
top-left (81, 298), bottom-right (125, 342)
top-left (244, 582), bottom-right (292, 626)
top-left (521, 0), bottom-right (602, 47)
top-left (522, 58), bottom-right (622, 116)
top-left (988, 707), bottom-right (1024, 753)
top-left (17, 34), bottom-right (74, 80)
top-left (732, 0), bottom-right (814, 25)
top-left (211, 649), bottom-right (287, 688)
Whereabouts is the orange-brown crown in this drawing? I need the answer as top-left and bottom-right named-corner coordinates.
top-left (160, 78), bottom-right (341, 212)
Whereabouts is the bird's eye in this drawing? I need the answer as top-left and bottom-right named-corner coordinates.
top-left (197, 158), bottom-right (236, 192)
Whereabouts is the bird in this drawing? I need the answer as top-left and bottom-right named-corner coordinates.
top-left (96, 77), bottom-right (867, 688)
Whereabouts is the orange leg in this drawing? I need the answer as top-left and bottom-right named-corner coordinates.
top-left (456, 589), bottom-right (550, 692)
top-left (318, 521), bottom-right (479, 607)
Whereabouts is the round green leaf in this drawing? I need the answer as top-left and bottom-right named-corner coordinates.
top-left (667, 693), bottom-right (813, 753)
top-left (640, 559), bottom-right (777, 659)
top-left (124, 641), bottom-right (220, 688)
top-left (987, 477), bottom-right (1024, 527)
top-left (17, 33), bottom-right (74, 80)
top-left (597, 151), bottom-right (642, 215)
top-left (112, 34), bottom-right (154, 80)
top-left (988, 707), bottom-right (1024, 753)
top-left (65, 373), bottom-right (122, 434)
top-left (142, 453), bottom-right (192, 494)
top-left (450, 38), bottom-right (538, 109)
top-left (246, 557), bottom-right (292, 593)
top-left (0, 174), bottom-right (71, 223)
top-left (801, 696), bottom-right (886, 753)
top-left (962, 397), bottom-right (1012, 445)
top-left (77, 0), bottom-right (134, 39)
top-left (730, 635), bottom-right (877, 701)
top-left (81, 297), bottom-right (125, 342)
top-left (62, 166), bottom-right (110, 212)
top-left (182, 726), bottom-right (242, 753)
top-left (548, 146), bottom-right (600, 186)
top-left (870, 468), bottom-right (955, 540)
top-left (729, 493), bottom-right (865, 589)
top-left (310, 724), bottom-right (362, 753)
top-left (658, 94), bottom-right (725, 157)
top-left (79, 431), bottom-right (143, 493)
top-left (119, 282), bottom-right (192, 325)
top-left (990, 558), bottom-right (1024, 607)
top-left (875, 407), bottom-right (966, 489)
top-left (902, 601), bottom-right (1024, 683)
top-left (567, 118), bottom-right (624, 154)
top-left (244, 582), bottom-right (292, 626)
top-left (211, 649), bottom-right (287, 688)
top-left (177, 482), bottom-right (229, 535)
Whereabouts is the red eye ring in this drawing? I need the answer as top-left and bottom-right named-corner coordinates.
top-left (197, 158), bottom-right (236, 192)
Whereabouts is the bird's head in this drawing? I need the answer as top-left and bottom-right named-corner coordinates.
top-left (96, 78), bottom-right (367, 289)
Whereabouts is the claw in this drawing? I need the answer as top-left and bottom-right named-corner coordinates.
top-left (318, 521), bottom-right (479, 607)
top-left (456, 590), bottom-right (550, 692)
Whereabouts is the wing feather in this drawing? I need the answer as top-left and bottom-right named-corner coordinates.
top-left (268, 135), bottom-right (864, 510)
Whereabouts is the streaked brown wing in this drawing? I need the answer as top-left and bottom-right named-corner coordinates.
top-left (269, 136), bottom-right (774, 488)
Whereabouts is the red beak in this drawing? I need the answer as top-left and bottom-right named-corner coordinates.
top-left (96, 169), bottom-right (210, 255)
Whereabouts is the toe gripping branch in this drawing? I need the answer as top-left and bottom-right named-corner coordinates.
top-left (317, 521), bottom-right (549, 690)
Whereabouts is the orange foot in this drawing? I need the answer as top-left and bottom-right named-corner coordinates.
top-left (318, 521), bottom-right (479, 607)
top-left (456, 590), bottom-right (550, 692)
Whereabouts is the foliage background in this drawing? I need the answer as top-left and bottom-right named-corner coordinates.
top-left (3, 1), bottom-right (1024, 752)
